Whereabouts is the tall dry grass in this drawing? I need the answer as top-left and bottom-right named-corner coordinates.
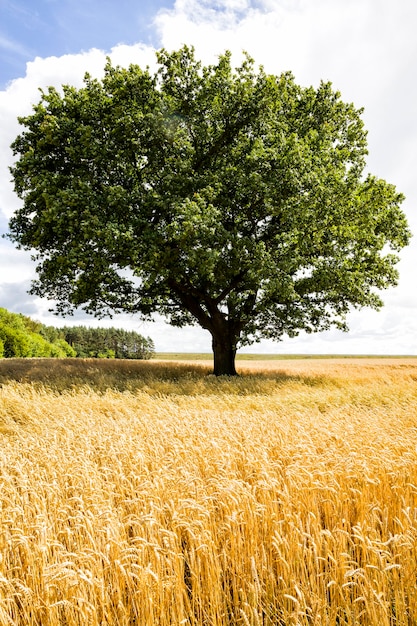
top-left (0, 357), bottom-right (416, 625)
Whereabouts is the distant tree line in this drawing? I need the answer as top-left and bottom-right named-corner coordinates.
top-left (60, 326), bottom-right (155, 359)
top-left (0, 307), bottom-right (75, 358)
top-left (0, 308), bottom-right (154, 359)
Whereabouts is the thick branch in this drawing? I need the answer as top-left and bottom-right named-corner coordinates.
top-left (167, 278), bottom-right (213, 330)
top-left (212, 270), bottom-right (246, 306)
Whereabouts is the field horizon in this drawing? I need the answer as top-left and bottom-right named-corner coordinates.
top-left (1, 357), bottom-right (416, 624)
top-left (155, 352), bottom-right (417, 361)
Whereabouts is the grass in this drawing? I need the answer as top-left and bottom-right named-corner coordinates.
top-left (0, 357), bottom-right (417, 625)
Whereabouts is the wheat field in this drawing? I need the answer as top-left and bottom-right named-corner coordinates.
top-left (0, 357), bottom-right (416, 625)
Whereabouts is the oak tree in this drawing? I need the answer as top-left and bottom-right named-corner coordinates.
top-left (9, 47), bottom-right (410, 374)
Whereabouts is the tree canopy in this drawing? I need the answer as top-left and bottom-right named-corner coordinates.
top-left (8, 47), bottom-right (410, 374)
top-left (0, 308), bottom-right (75, 358)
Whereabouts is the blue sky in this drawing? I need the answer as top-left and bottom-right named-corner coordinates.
top-left (0, 0), bottom-right (170, 88)
top-left (0, 0), bottom-right (416, 353)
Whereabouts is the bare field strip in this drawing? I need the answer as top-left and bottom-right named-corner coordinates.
top-left (0, 358), bottom-right (417, 625)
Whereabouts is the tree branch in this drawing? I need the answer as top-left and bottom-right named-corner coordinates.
top-left (167, 278), bottom-right (213, 331)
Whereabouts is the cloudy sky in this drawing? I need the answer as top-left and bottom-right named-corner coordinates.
top-left (0, 0), bottom-right (416, 354)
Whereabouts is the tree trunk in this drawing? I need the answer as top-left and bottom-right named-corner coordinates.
top-left (211, 329), bottom-right (238, 376)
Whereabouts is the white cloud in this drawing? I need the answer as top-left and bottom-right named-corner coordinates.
top-left (0, 0), bottom-right (416, 353)
top-left (0, 44), bottom-right (157, 222)
top-left (0, 244), bottom-right (34, 284)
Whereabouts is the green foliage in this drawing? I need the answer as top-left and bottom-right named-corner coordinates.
top-left (8, 47), bottom-right (411, 374)
top-left (49, 338), bottom-right (76, 358)
top-left (0, 324), bottom-right (30, 357)
top-left (61, 326), bottom-right (154, 359)
top-left (0, 309), bottom-right (153, 359)
top-left (0, 307), bottom-right (75, 358)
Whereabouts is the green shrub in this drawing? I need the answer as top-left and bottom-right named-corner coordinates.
top-left (0, 324), bottom-right (32, 357)
top-left (0, 308), bottom-right (76, 358)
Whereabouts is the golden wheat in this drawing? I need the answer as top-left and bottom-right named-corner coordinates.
top-left (0, 357), bottom-right (416, 625)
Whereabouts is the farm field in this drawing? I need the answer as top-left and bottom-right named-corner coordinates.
top-left (0, 357), bottom-right (417, 625)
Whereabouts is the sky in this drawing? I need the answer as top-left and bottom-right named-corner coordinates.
top-left (0, 0), bottom-right (416, 354)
